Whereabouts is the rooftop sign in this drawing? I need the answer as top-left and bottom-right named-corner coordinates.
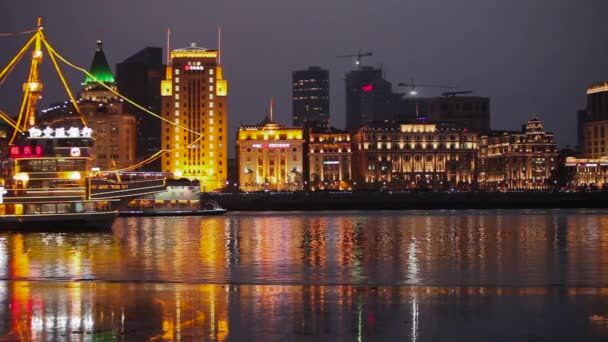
top-left (28, 126), bottom-right (93, 139)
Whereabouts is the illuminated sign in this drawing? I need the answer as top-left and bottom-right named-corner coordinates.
top-left (323, 160), bottom-right (340, 165)
top-left (28, 126), bottom-right (93, 139)
top-left (0, 187), bottom-right (6, 204)
top-left (252, 143), bottom-right (291, 149)
top-left (9, 145), bottom-right (43, 159)
top-left (362, 84), bottom-right (373, 92)
top-left (70, 147), bottom-right (81, 157)
top-left (184, 61), bottom-right (205, 71)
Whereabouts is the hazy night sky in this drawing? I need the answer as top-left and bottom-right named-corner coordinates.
top-left (1, 0), bottom-right (608, 153)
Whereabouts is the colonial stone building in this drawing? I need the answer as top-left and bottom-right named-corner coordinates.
top-left (236, 119), bottom-right (304, 192)
top-left (351, 121), bottom-right (478, 190)
top-left (478, 118), bottom-right (558, 190)
top-left (306, 127), bottom-right (352, 190)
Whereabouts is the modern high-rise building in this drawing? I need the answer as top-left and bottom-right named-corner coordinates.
top-left (344, 66), bottom-right (401, 131)
top-left (160, 43), bottom-right (228, 191)
top-left (582, 82), bottom-right (608, 158)
top-left (292, 66), bottom-right (329, 128)
top-left (116, 47), bottom-right (164, 170)
top-left (427, 94), bottom-right (490, 133)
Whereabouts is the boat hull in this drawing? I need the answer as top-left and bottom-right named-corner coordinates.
top-left (119, 208), bottom-right (227, 217)
top-left (0, 211), bottom-right (118, 231)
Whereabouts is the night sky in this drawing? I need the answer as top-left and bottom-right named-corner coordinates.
top-left (2, 0), bottom-right (608, 152)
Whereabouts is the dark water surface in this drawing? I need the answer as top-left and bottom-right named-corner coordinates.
top-left (2, 209), bottom-right (608, 340)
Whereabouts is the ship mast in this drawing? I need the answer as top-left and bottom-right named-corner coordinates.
top-left (25, 17), bottom-right (44, 127)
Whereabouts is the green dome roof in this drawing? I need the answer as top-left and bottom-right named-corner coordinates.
top-left (84, 40), bottom-right (115, 85)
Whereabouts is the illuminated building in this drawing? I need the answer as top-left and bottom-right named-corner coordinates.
top-left (236, 117), bottom-right (304, 192)
top-left (478, 118), bottom-right (558, 190)
top-left (116, 47), bottom-right (164, 170)
top-left (565, 157), bottom-right (608, 188)
top-left (161, 43), bottom-right (228, 190)
top-left (427, 94), bottom-right (490, 133)
top-left (306, 127), bottom-right (352, 190)
top-left (292, 66), bottom-right (329, 128)
top-left (39, 41), bottom-right (136, 170)
top-left (581, 82), bottom-right (608, 158)
top-left (345, 66), bottom-right (402, 130)
top-left (351, 120), bottom-right (478, 190)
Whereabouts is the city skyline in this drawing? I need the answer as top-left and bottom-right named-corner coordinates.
top-left (1, 0), bottom-right (608, 151)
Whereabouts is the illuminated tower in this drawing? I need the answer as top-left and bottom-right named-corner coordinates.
top-left (79, 41), bottom-right (136, 170)
top-left (161, 43), bottom-right (228, 190)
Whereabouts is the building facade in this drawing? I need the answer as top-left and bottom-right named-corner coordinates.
top-left (292, 66), bottom-right (329, 128)
top-left (478, 118), bottom-right (558, 190)
top-left (160, 43), bottom-right (228, 190)
top-left (345, 66), bottom-right (401, 131)
top-left (428, 95), bottom-right (490, 133)
top-left (565, 157), bottom-right (608, 189)
top-left (116, 47), bottom-right (164, 170)
top-left (351, 121), bottom-right (478, 190)
top-left (236, 121), bottom-right (304, 192)
top-left (306, 127), bottom-right (352, 190)
top-left (581, 83), bottom-right (608, 158)
top-left (41, 41), bottom-right (136, 171)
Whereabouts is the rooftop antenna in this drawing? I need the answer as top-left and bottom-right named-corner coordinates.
top-left (269, 96), bottom-right (274, 122)
top-left (166, 27), bottom-right (171, 65)
top-left (217, 26), bottom-right (222, 65)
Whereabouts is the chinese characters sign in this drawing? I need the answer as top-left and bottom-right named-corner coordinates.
top-left (28, 126), bottom-right (93, 139)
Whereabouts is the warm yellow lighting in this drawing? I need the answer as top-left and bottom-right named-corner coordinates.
top-left (13, 173), bottom-right (29, 182)
top-left (216, 79), bottom-right (228, 96)
top-left (587, 83), bottom-right (608, 95)
top-left (161, 79), bottom-right (172, 96)
top-left (174, 169), bottom-right (183, 178)
top-left (171, 51), bottom-right (218, 59)
top-left (26, 81), bottom-right (41, 92)
top-left (33, 49), bottom-right (43, 59)
top-left (68, 171), bottom-right (81, 180)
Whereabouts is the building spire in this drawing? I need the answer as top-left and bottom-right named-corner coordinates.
top-left (83, 40), bottom-right (115, 85)
top-left (270, 96), bottom-right (274, 123)
top-left (166, 27), bottom-right (171, 65)
top-left (217, 26), bottom-right (222, 65)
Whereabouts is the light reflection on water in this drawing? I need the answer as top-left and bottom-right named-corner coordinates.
top-left (0, 283), bottom-right (607, 341)
top-left (0, 209), bottom-right (608, 339)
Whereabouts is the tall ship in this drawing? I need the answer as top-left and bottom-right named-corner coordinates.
top-left (0, 127), bottom-right (118, 230)
top-left (0, 19), bottom-right (166, 230)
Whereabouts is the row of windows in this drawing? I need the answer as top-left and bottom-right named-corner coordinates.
top-left (366, 135), bottom-right (473, 142)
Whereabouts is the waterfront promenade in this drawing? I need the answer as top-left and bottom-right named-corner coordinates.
top-left (203, 190), bottom-right (608, 211)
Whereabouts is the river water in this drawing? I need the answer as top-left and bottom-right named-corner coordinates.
top-left (2, 209), bottom-right (608, 340)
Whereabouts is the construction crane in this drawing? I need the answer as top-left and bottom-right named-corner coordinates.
top-left (397, 78), bottom-right (455, 96)
top-left (336, 50), bottom-right (373, 67)
top-left (442, 90), bottom-right (473, 97)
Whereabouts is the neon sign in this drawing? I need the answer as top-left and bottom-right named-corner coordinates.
top-left (361, 84), bottom-right (373, 92)
top-left (28, 126), bottom-right (93, 139)
top-left (252, 143), bottom-right (291, 149)
top-left (9, 145), bottom-right (43, 159)
top-left (323, 160), bottom-right (339, 165)
top-left (0, 187), bottom-right (6, 204)
top-left (184, 61), bottom-right (205, 71)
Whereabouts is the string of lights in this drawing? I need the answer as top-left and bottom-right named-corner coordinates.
top-left (43, 38), bottom-right (203, 138)
top-left (0, 29), bottom-right (37, 37)
top-left (42, 38), bottom-right (87, 126)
